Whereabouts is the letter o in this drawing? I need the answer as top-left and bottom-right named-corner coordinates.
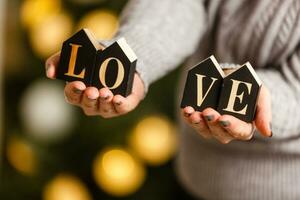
top-left (99, 57), bottom-right (125, 89)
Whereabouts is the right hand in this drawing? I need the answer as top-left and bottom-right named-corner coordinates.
top-left (181, 68), bottom-right (272, 144)
top-left (182, 86), bottom-right (272, 144)
top-left (45, 52), bottom-right (145, 118)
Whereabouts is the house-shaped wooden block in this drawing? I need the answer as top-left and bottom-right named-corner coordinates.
top-left (181, 55), bottom-right (225, 111)
top-left (56, 29), bottom-right (104, 85)
top-left (92, 38), bottom-right (137, 97)
top-left (217, 62), bottom-right (262, 122)
top-left (56, 29), bottom-right (137, 97)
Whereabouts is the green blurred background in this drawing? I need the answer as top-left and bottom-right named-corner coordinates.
top-left (0, 0), bottom-right (195, 199)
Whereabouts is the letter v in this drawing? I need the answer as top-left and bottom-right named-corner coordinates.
top-left (196, 74), bottom-right (218, 106)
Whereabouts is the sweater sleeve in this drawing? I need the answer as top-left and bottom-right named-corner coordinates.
top-left (255, 49), bottom-right (300, 140)
top-left (115, 0), bottom-right (207, 92)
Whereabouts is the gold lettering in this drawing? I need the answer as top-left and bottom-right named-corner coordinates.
top-left (196, 74), bottom-right (218, 107)
top-left (99, 57), bottom-right (125, 89)
top-left (223, 79), bottom-right (252, 115)
top-left (65, 43), bottom-right (85, 79)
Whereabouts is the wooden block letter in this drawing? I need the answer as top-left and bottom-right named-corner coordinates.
top-left (217, 62), bottom-right (262, 122)
top-left (92, 38), bottom-right (137, 97)
top-left (181, 55), bottom-right (225, 111)
top-left (56, 29), bottom-right (104, 85)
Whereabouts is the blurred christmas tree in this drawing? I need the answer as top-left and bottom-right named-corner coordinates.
top-left (1, 0), bottom-right (195, 199)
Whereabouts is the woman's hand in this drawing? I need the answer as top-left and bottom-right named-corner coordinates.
top-left (182, 85), bottom-right (272, 144)
top-left (45, 52), bottom-right (145, 118)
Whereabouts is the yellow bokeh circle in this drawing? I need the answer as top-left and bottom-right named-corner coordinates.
top-left (29, 13), bottom-right (73, 58)
top-left (6, 136), bottom-right (37, 175)
top-left (93, 147), bottom-right (145, 196)
top-left (77, 10), bottom-right (119, 40)
top-left (20, 0), bottom-right (62, 29)
top-left (43, 174), bottom-right (92, 200)
top-left (129, 116), bottom-right (178, 166)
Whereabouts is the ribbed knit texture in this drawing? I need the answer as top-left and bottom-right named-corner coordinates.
top-left (115, 0), bottom-right (300, 199)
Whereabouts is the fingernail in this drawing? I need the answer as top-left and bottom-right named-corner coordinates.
top-left (73, 88), bottom-right (83, 94)
top-left (204, 115), bottom-right (214, 122)
top-left (184, 112), bottom-right (192, 117)
top-left (46, 64), bottom-right (51, 76)
top-left (100, 95), bottom-right (110, 100)
top-left (115, 101), bottom-right (122, 106)
top-left (87, 95), bottom-right (97, 100)
top-left (219, 120), bottom-right (230, 127)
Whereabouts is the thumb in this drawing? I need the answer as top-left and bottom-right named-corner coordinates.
top-left (45, 51), bottom-right (60, 79)
top-left (112, 73), bottom-right (145, 114)
top-left (255, 85), bottom-right (272, 137)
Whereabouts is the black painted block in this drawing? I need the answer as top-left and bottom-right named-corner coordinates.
top-left (56, 29), bottom-right (104, 85)
top-left (217, 62), bottom-right (262, 122)
top-left (56, 29), bottom-right (137, 97)
top-left (181, 55), bottom-right (225, 111)
top-left (92, 38), bottom-right (137, 97)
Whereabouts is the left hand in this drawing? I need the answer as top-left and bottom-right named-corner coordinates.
top-left (45, 52), bottom-right (145, 118)
top-left (182, 85), bottom-right (272, 144)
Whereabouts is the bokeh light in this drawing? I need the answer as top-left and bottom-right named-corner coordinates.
top-left (20, 79), bottom-right (75, 143)
top-left (77, 10), bottom-right (119, 40)
top-left (20, 0), bottom-right (62, 29)
top-left (70, 0), bottom-right (107, 4)
top-left (29, 13), bottom-right (73, 58)
top-left (129, 116), bottom-right (178, 166)
top-left (43, 174), bottom-right (92, 200)
top-left (3, 0), bottom-right (186, 199)
top-left (6, 136), bottom-right (37, 175)
top-left (93, 147), bottom-right (146, 196)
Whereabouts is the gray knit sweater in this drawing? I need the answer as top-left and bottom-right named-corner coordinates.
top-left (115, 0), bottom-right (300, 199)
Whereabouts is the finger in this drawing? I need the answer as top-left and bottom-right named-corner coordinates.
top-left (132, 73), bottom-right (146, 100)
top-left (202, 108), bottom-right (234, 144)
top-left (64, 81), bottom-right (86, 105)
top-left (112, 92), bottom-right (140, 115)
top-left (81, 87), bottom-right (99, 116)
top-left (182, 106), bottom-right (195, 118)
top-left (98, 88), bottom-right (118, 118)
top-left (189, 112), bottom-right (212, 139)
top-left (45, 52), bottom-right (60, 79)
top-left (218, 115), bottom-right (253, 141)
top-left (255, 85), bottom-right (272, 137)
top-left (181, 108), bottom-right (211, 138)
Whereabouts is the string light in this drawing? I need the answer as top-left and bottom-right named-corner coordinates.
top-left (6, 136), bottom-right (37, 175)
top-left (77, 9), bottom-right (119, 40)
top-left (93, 147), bottom-right (146, 196)
top-left (43, 174), bottom-right (92, 200)
top-left (69, 0), bottom-right (106, 4)
top-left (29, 13), bottom-right (73, 58)
top-left (20, 79), bottom-right (76, 143)
top-left (129, 116), bottom-right (178, 166)
top-left (20, 0), bottom-right (62, 29)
